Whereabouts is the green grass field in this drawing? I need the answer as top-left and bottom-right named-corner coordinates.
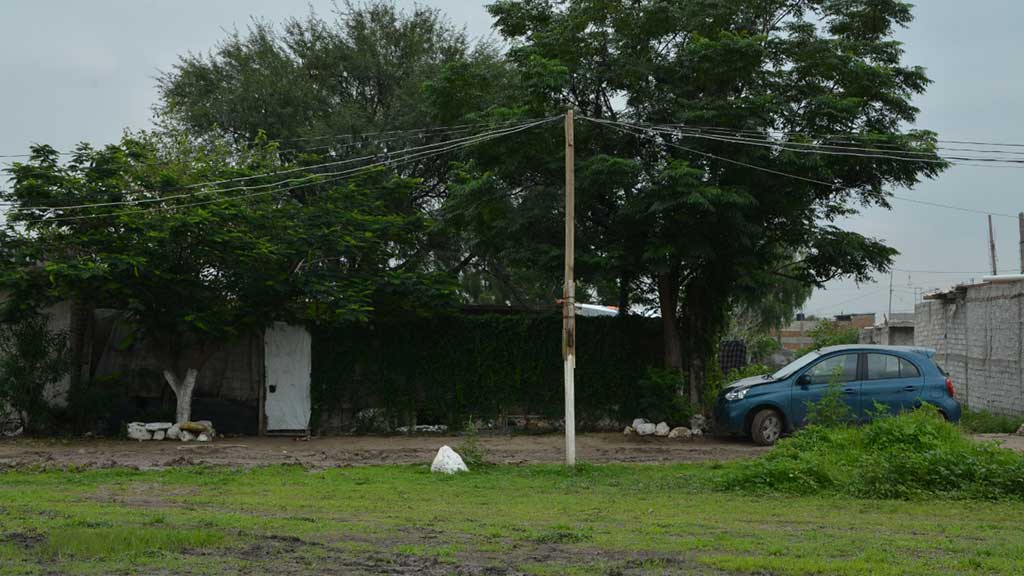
top-left (2, 463), bottom-right (1023, 575)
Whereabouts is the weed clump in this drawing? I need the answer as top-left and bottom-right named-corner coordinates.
top-left (722, 406), bottom-right (1024, 500)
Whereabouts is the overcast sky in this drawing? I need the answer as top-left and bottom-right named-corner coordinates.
top-left (2, 0), bottom-right (1022, 322)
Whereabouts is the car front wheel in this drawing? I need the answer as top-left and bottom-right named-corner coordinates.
top-left (750, 408), bottom-right (783, 446)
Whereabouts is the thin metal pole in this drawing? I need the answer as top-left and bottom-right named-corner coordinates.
top-left (888, 271), bottom-right (893, 321)
top-left (563, 109), bottom-right (576, 467)
top-left (1018, 212), bottom-right (1024, 274)
top-left (989, 214), bottom-right (998, 275)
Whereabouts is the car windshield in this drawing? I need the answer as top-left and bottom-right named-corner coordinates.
top-left (770, 350), bottom-right (824, 380)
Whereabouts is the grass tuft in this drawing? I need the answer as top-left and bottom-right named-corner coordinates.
top-left (39, 526), bottom-right (228, 560)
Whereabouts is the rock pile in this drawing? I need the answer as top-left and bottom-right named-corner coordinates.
top-left (623, 415), bottom-right (709, 440)
top-left (127, 421), bottom-right (215, 442)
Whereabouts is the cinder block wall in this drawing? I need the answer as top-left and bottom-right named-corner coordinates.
top-left (915, 282), bottom-right (1024, 416)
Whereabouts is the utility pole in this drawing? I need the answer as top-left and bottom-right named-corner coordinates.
top-left (562, 109), bottom-right (576, 467)
top-left (988, 214), bottom-right (998, 275)
top-left (1018, 212), bottom-right (1024, 273)
top-left (888, 270), bottom-right (893, 321)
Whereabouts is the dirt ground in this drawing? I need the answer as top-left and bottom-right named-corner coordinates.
top-left (0, 433), bottom-right (769, 471)
top-left (2, 432), bottom-right (1021, 472)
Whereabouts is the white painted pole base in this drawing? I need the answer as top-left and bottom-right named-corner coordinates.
top-left (564, 353), bottom-right (576, 467)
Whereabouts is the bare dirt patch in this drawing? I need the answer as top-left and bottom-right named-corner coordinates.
top-left (0, 433), bottom-right (767, 471)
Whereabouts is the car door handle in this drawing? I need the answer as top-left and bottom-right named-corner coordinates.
top-left (843, 387), bottom-right (857, 394)
top-left (902, 385), bottom-right (918, 392)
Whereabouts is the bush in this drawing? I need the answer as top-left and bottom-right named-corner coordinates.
top-left (0, 315), bottom-right (70, 433)
top-left (960, 409), bottom-right (1024, 434)
top-left (722, 406), bottom-right (1024, 500)
top-left (629, 368), bottom-right (692, 426)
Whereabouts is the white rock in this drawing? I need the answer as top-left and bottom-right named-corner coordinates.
top-left (635, 422), bottom-right (657, 436)
top-left (623, 426), bottom-right (635, 436)
top-left (431, 445), bottom-right (468, 474)
top-left (152, 430), bottom-right (166, 441)
top-left (127, 422), bottom-right (152, 441)
top-left (691, 428), bottom-right (703, 438)
top-left (654, 422), bottom-right (671, 436)
top-left (197, 433), bottom-right (210, 442)
top-left (179, 430), bottom-right (195, 442)
top-left (668, 427), bottom-right (692, 439)
top-left (166, 424), bottom-right (181, 440)
top-left (631, 418), bottom-right (648, 429)
top-left (690, 414), bottom-right (708, 432)
top-left (145, 422), bottom-right (173, 432)
top-left (1016, 423), bottom-right (1024, 436)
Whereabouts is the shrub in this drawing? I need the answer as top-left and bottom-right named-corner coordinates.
top-left (0, 315), bottom-right (70, 433)
top-left (803, 369), bottom-right (854, 427)
top-left (629, 367), bottom-right (692, 426)
top-left (722, 406), bottom-right (1024, 500)
top-left (960, 409), bottom-right (1024, 434)
top-left (456, 420), bottom-right (487, 467)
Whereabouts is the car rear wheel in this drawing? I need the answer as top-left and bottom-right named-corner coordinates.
top-left (750, 408), bottom-right (783, 446)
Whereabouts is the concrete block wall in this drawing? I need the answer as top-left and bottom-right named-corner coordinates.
top-left (915, 281), bottom-right (1024, 416)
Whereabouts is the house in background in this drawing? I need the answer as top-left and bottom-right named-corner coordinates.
top-left (771, 312), bottom-right (875, 351)
top-left (859, 313), bottom-right (915, 346)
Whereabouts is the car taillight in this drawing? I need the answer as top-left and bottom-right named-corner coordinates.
top-left (946, 377), bottom-right (955, 398)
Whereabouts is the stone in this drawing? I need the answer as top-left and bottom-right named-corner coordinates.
top-left (197, 433), bottom-right (211, 442)
top-left (654, 422), bottom-right (671, 437)
top-left (152, 430), bottom-right (166, 441)
top-left (431, 445), bottom-right (468, 474)
top-left (623, 426), bottom-right (635, 436)
top-left (144, 422), bottom-right (173, 432)
top-left (631, 418), bottom-right (648, 429)
top-left (690, 414), bottom-right (708, 432)
top-left (635, 422), bottom-right (657, 436)
top-left (668, 427), bottom-right (692, 439)
top-left (179, 430), bottom-right (195, 442)
top-left (1017, 423), bottom-right (1024, 436)
top-left (691, 428), bottom-right (703, 438)
top-left (166, 424), bottom-right (181, 440)
top-left (179, 421), bottom-right (209, 434)
top-left (127, 422), bottom-right (152, 441)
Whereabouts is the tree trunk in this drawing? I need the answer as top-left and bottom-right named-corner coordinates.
top-left (163, 368), bottom-right (198, 423)
top-left (657, 270), bottom-right (684, 375)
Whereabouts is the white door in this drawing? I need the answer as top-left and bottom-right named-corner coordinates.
top-left (263, 322), bottom-right (312, 432)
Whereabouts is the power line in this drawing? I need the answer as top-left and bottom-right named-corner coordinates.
top-left (654, 123), bottom-right (1024, 149)
top-left (582, 117), bottom-right (1020, 220)
top-left (638, 123), bottom-right (1024, 168)
top-left (2, 118), bottom-right (559, 213)
top-left (0, 117), bottom-right (551, 159)
top-left (8, 118), bottom-right (560, 224)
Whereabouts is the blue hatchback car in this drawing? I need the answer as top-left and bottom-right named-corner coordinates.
top-left (714, 345), bottom-right (961, 445)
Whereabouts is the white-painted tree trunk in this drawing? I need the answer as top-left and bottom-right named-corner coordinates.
top-left (163, 368), bottom-right (198, 424)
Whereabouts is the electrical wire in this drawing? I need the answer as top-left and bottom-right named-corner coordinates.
top-left (9, 117), bottom-right (560, 224)
top-left (582, 117), bottom-right (1020, 220)
top-left (3, 118), bottom-right (559, 213)
top-left (0, 117), bottom-right (552, 159)
top-left (637, 123), bottom-right (1024, 168)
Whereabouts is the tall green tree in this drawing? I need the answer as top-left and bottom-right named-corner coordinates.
top-left (1, 133), bottom-right (449, 423)
top-left (485, 0), bottom-right (945, 403)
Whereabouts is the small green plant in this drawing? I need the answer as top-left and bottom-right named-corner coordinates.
top-left (456, 420), bottom-right (487, 467)
top-left (960, 409), bottom-right (1024, 434)
top-left (803, 367), bottom-right (853, 427)
top-left (0, 315), bottom-right (70, 433)
top-left (797, 320), bottom-right (858, 356)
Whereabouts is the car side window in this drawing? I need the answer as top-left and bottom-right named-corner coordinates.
top-left (866, 354), bottom-right (920, 379)
top-left (804, 354), bottom-right (858, 385)
top-left (899, 358), bottom-right (921, 378)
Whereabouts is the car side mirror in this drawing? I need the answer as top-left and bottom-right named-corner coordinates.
top-left (796, 374), bottom-right (811, 387)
